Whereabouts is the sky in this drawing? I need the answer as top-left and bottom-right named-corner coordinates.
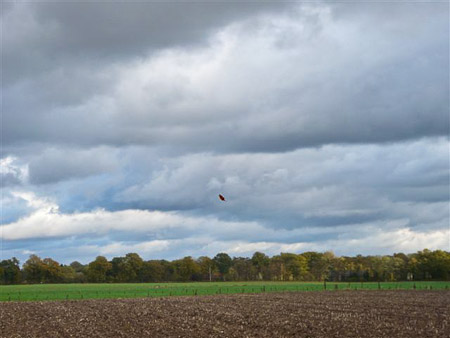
top-left (1, 0), bottom-right (449, 265)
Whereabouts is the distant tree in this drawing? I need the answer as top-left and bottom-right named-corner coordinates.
top-left (126, 253), bottom-right (145, 282)
top-left (197, 256), bottom-right (216, 281)
top-left (281, 253), bottom-right (308, 280)
top-left (213, 253), bottom-right (233, 281)
top-left (173, 256), bottom-right (200, 281)
top-left (2, 249), bottom-right (447, 285)
top-left (232, 257), bottom-right (253, 281)
top-left (329, 256), bottom-right (345, 282)
top-left (0, 257), bottom-right (21, 284)
top-left (392, 253), bottom-right (409, 280)
top-left (23, 255), bottom-right (45, 283)
top-left (69, 261), bottom-right (87, 282)
top-left (110, 257), bottom-right (125, 282)
top-left (110, 253), bottom-right (145, 282)
top-left (414, 249), bottom-right (450, 280)
top-left (407, 255), bottom-right (420, 280)
top-left (70, 261), bottom-right (85, 273)
top-left (42, 258), bottom-right (64, 283)
top-left (367, 256), bottom-right (397, 282)
top-left (60, 265), bottom-right (77, 283)
top-left (429, 250), bottom-right (450, 280)
top-left (251, 252), bottom-right (270, 280)
top-left (268, 253), bottom-right (308, 281)
top-left (268, 255), bottom-right (283, 280)
top-left (161, 260), bottom-right (178, 281)
top-left (141, 260), bottom-right (165, 282)
top-left (301, 251), bottom-right (333, 281)
top-left (86, 256), bottom-right (112, 282)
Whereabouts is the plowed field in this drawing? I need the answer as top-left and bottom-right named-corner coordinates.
top-left (1, 290), bottom-right (448, 337)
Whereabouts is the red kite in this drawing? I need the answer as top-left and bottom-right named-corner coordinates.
top-left (218, 194), bottom-right (226, 201)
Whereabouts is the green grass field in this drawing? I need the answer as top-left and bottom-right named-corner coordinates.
top-left (1, 281), bottom-right (448, 302)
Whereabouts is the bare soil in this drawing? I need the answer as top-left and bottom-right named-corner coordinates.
top-left (1, 290), bottom-right (449, 338)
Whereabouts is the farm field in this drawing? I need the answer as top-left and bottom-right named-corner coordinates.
top-left (0, 282), bottom-right (450, 301)
top-left (0, 281), bottom-right (449, 301)
top-left (1, 290), bottom-right (448, 338)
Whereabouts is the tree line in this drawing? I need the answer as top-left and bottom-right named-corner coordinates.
top-left (1, 249), bottom-right (449, 285)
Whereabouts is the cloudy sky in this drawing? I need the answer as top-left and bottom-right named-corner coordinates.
top-left (1, 1), bottom-right (449, 265)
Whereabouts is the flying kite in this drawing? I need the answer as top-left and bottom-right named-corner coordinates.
top-left (218, 194), bottom-right (226, 201)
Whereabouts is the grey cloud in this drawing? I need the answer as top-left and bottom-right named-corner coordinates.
top-left (4, 1), bottom-right (291, 85)
top-left (3, 3), bottom-right (448, 152)
top-left (28, 147), bottom-right (120, 184)
top-left (1, 172), bottom-right (22, 187)
top-left (114, 138), bottom-right (449, 230)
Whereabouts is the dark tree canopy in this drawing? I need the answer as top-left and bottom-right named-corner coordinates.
top-left (2, 249), bottom-right (449, 284)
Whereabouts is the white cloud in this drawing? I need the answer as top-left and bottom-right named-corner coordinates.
top-left (0, 156), bottom-right (28, 185)
top-left (1, 192), bottom-right (263, 240)
top-left (2, 191), bottom-right (448, 261)
top-left (9, 227), bottom-right (447, 263)
top-left (10, 191), bottom-right (58, 212)
top-left (96, 240), bottom-right (172, 256)
top-left (202, 227), bottom-right (450, 257)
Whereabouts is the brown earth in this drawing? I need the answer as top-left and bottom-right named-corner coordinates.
top-left (1, 290), bottom-right (449, 338)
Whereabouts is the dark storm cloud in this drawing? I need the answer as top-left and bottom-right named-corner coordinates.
top-left (3, 1), bottom-right (290, 85)
top-left (3, 2), bottom-right (449, 152)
